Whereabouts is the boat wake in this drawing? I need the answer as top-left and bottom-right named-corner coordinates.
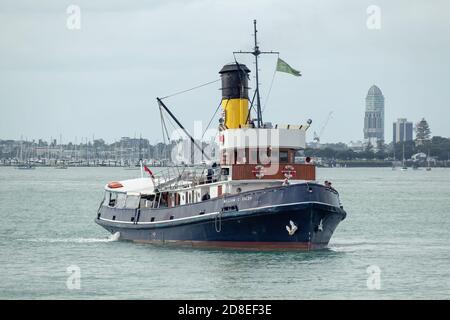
top-left (18, 232), bottom-right (121, 244)
top-left (328, 239), bottom-right (396, 252)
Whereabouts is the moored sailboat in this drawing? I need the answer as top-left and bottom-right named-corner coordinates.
top-left (401, 143), bottom-right (408, 171)
top-left (392, 145), bottom-right (397, 170)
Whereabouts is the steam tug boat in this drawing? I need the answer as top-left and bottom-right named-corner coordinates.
top-left (95, 22), bottom-right (347, 250)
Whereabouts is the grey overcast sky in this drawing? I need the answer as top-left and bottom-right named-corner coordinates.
top-left (1, 0), bottom-right (449, 144)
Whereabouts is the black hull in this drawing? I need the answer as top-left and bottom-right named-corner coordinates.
top-left (96, 183), bottom-right (346, 250)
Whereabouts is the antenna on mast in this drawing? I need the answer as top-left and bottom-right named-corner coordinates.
top-left (234, 20), bottom-right (279, 128)
top-left (253, 20), bottom-right (262, 128)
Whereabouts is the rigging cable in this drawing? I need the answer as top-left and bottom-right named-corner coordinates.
top-left (234, 52), bottom-right (258, 120)
top-left (158, 77), bottom-right (225, 164)
top-left (245, 89), bottom-right (257, 125)
top-left (159, 106), bottom-right (171, 144)
top-left (160, 107), bottom-right (191, 167)
top-left (163, 111), bottom-right (181, 138)
top-left (232, 54), bottom-right (246, 102)
top-left (201, 99), bottom-right (228, 163)
top-left (261, 53), bottom-right (279, 114)
top-left (234, 54), bottom-right (256, 125)
top-left (159, 106), bottom-right (171, 164)
top-left (202, 99), bottom-right (226, 139)
top-left (160, 79), bottom-right (220, 100)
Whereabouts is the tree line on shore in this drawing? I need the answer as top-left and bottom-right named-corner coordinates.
top-left (305, 136), bottom-right (450, 161)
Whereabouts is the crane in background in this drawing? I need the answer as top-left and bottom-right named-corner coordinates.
top-left (313, 111), bottom-right (334, 146)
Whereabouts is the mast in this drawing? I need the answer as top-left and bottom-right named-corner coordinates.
top-left (402, 143), bottom-right (405, 166)
top-left (19, 140), bottom-right (23, 163)
top-left (234, 20), bottom-right (279, 128)
top-left (139, 134), bottom-right (143, 162)
top-left (393, 143), bottom-right (396, 168)
top-left (59, 133), bottom-right (63, 163)
top-left (139, 134), bottom-right (143, 177)
top-left (253, 20), bottom-right (262, 128)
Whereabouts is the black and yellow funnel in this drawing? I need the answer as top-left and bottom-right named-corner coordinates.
top-left (219, 63), bottom-right (251, 129)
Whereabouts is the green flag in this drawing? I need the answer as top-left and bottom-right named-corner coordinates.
top-left (276, 58), bottom-right (301, 76)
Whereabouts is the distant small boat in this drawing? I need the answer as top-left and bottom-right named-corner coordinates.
top-left (16, 164), bottom-right (35, 170)
top-left (55, 164), bottom-right (68, 169)
top-left (124, 166), bottom-right (140, 171)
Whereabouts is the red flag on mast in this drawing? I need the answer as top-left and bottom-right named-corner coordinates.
top-left (143, 165), bottom-right (155, 179)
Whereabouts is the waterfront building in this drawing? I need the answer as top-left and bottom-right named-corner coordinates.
top-left (393, 118), bottom-right (413, 143)
top-left (363, 85), bottom-right (385, 147)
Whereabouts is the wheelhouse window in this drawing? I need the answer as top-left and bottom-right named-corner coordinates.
top-left (236, 148), bottom-right (247, 164)
top-left (108, 192), bottom-right (117, 207)
top-left (223, 149), bottom-right (234, 165)
top-left (280, 151), bottom-right (289, 163)
top-left (159, 192), bottom-right (169, 208)
top-left (249, 148), bottom-right (258, 164)
top-left (221, 167), bottom-right (230, 176)
top-left (102, 191), bottom-right (110, 207)
top-left (140, 194), bottom-right (155, 208)
top-left (125, 195), bottom-right (140, 209)
top-left (256, 147), bottom-right (272, 164)
top-left (116, 193), bottom-right (127, 209)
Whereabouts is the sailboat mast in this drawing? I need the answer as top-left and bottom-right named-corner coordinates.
top-left (402, 143), bottom-right (405, 165)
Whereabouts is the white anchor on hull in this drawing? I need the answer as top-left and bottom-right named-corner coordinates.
top-left (286, 220), bottom-right (298, 236)
top-left (318, 219), bottom-right (324, 232)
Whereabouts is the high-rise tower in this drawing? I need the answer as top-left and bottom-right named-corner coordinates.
top-left (393, 118), bottom-right (413, 144)
top-left (363, 85), bottom-right (384, 146)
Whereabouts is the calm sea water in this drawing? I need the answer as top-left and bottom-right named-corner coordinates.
top-left (0, 166), bottom-right (449, 299)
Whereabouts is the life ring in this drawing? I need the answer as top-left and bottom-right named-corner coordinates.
top-left (107, 181), bottom-right (123, 188)
top-left (282, 165), bottom-right (296, 179)
top-left (252, 165), bottom-right (265, 179)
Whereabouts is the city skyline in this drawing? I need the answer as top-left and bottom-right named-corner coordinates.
top-left (0, 113), bottom-right (438, 146)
